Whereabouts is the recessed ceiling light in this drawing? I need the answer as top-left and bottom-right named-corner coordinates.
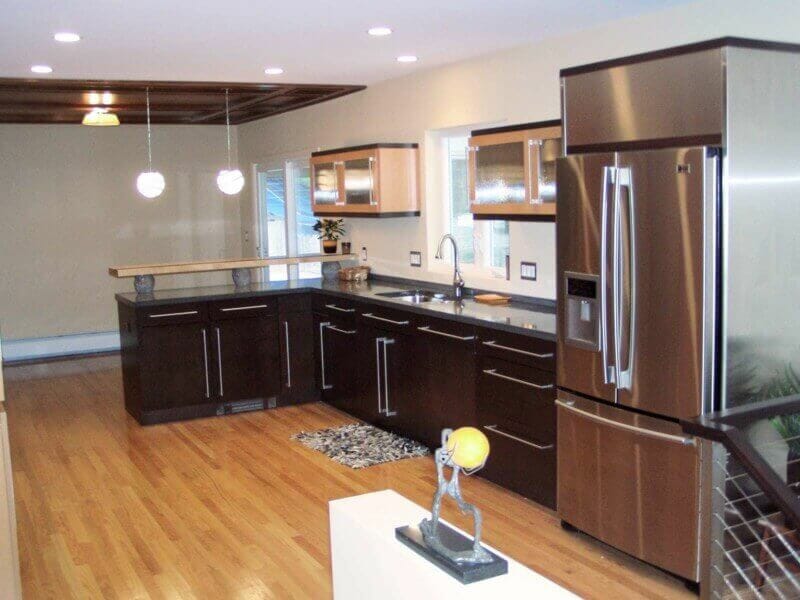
top-left (31, 65), bottom-right (53, 74)
top-left (54, 32), bottom-right (81, 43)
top-left (367, 26), bottom-right (392, 36)
top-left (264, 67), bottom-right (284, 75)
top-left (397, 55), bottom-right (418, 63)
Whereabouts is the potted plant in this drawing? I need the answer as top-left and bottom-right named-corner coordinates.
top-left (766, 365), bottom-right (800, 485)
top-left (313, 218), bottom-right (346, 254)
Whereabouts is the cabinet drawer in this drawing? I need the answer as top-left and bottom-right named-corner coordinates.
top-left (313, 294), bottom-right (359, 316)
top-left (358, 304), bottom-right (413, 333)
top-left (210, 298), bottom-right (276, 320)
top-left (478, 357), bottom-right (555, 444)
top-left (278, 293), bottom-right (312, 316)
top-left (139, 303), bottom-right (206, 326)
top-left (414, 317), bottom-right (476, 346)
top-left (477, 328), bottom-right (555, 371)
top-left (479, 422), bottom-right (556, 509)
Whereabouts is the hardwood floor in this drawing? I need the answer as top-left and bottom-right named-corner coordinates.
top-left (3, 354), bottom-right (693, 599)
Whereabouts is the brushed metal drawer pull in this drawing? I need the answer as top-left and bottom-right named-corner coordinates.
top-left (555, 399), bottom-right (696, 446)
top-left (482, 340), bottom-right (554, 359)
top-left (326, 325), bottom-right (357, 335)
top-left (201, 329), bottom-right (210, 399)
top-left (149, 310), bottom-right (198, 318)
top-left (325, 304), bottom-right (355, 313)
top-left (482, 369), bottom-right (553, 390)
top-left (483, 425), bottom-right (553, 450)
top-left (215, 327), bottom-right (224, 397)
top-left (363, 313), bottom-right (409, 326)
top-left (284, 321), bottom-right (291, 389)
top-left (319, 322), bottom-right (333, 390)
top-left (220, 304), bottom-right (268, 312)
top-left (417, 326), bottom-right (475, 341)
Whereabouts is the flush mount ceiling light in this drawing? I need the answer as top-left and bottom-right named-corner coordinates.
top-left (396, 55), bottom-right (418, 63)
top-left (264, 67), bottom-right (284, 75)
top-left (54, 32), bottom-right (81, 43)
top-left (217, 89), bottom-right (245, 195)
top-left (136, 89), bottom-right (165, 199)
top-left (82, 108), bottom-right (120, 126)
top-left (367, 26), bottom-right (392, 36)
top-left (30, 65), bottom-right (53, 74)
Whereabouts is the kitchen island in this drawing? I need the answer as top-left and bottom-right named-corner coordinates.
top-left (115, 277), bottom-right (557, 507)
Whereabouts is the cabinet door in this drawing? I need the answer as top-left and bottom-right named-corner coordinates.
top-left (140, 322), bottom-right (212, 410)
top-left (342, 156), bottom-right (377, 206)
top-left (471, 137), bottom-right (527, 206)
top-left (410, 320), bottom-right (478, 448)
top-left (318, 317), bottom-right (359, 413)
top-left (213, 317), bottom-right (281, 404)
top-left (312, 161), bottom-right (340, 206)
top-left (279, 309), bottom-right (317, 405)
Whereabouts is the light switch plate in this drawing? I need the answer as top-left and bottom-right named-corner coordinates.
top-left (410, 251), bottom-right (422, 267)
top-left (360, 247), bottom-right (368, 261)
top-left (520, 261), bottom-right (537, 281)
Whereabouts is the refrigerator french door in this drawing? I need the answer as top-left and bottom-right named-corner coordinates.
top-left (555, 146), bottom-right (718, 581)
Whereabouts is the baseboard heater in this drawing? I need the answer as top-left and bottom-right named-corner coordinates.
top-left (219, 398), bottom-right (272, 415)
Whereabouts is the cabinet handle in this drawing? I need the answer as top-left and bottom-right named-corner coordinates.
top-left (375, 337), bottom-right (383, 414)
top-left (483, 425), bottom-right (553, 450)
top-left (220, 304), bottom-right (268, 312)
top-left (326, 325), bottom-right (357, 335)
top-left (482, 340), bottom-right (553, 359)
top-left (320, 322), bottom-right (333, 390)
top-left (382, 338), bottom-right (396, 416)
top-left (368, 156), bottom-right (377, 206)
top-left (325, 304), bottom-right (355, 313)
top-left (215, 327), bottom-right (224, 397)
top-left (417, 325), bottom-right (475, 341)
top-left (149, 310), bottom-right (198, 318)
top-left (284, 321), bottom-right (291, 389)
top-left (555, 399), bottom-right (695, 446)
top-left (363, 313), bottom-right (409, 326)
top-left (528, 138), bottom-right (542, 203)
top-left (482, 368), bottom-right (553, 390)
top-left (202, 329), bottom-right (210, 399)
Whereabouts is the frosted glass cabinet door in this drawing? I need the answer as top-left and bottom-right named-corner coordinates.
top-left (313, 162), bottom-right (339, 205)
top-left (474, 142), bottom-right (526, 205)
top-left (343, 158), bottom-right (375, 205)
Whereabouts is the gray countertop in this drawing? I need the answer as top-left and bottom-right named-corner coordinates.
top-left (116, 278), bottom-right (557, 340)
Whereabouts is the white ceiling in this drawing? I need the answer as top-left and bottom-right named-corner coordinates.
top-left (1, 0), bottom-right (690, 85)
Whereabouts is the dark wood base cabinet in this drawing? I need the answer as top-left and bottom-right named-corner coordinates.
top-left (118, 289), bottom-right (558, 512)
top-left (118, 294), bottom-right (312, 425)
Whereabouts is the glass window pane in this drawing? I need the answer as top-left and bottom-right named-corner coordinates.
top-left (259, 168), bottom-right (287, 259)
top-left (447, 136), bottom-right (474, 264)
top-left (490, 221), bottom-right (510, 269)
top-left (269, 265), bottom-right (289, 281)
top-left (292, 162), bottom-right (322, 278)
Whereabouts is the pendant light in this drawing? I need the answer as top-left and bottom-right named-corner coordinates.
top-left (136, 88), bottom-right (165, 199)
top-left (216, 89), bottom-right (244, 195)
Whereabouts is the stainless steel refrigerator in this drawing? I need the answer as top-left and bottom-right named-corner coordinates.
top-left (555, 38), bottom-right (800, 585)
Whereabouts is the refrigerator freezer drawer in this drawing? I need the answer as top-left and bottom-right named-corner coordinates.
top-left (556, 391), bottom-right (700, 581)
top-left (562, 47), bottom-right (723, 151)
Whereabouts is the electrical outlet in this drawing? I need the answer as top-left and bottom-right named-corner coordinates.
top-left (409, 251), bottom-right (422, 267)
top-left (360, 247), bottom-right (368, 261)
top-left (520, 261), bottom-right (537, 281)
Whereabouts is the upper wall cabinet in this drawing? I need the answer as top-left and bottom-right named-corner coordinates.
top-left (311, 144), bottom-right (420, 217)
top-left (468, 120), bottom-right (562, 220)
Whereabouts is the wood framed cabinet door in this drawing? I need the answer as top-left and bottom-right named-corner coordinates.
top-left (278, 308), bottom-right (317, 405)
top-left (139, 322), bottom-right (214, 411)
top-left (212, 317), bottom-right (281, 405)
top-left (317, 317), bottom-right (359, 414)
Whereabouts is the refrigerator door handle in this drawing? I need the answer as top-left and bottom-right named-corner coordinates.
top-left (615, 167), bottom-right (636, 390)
top-left (601, 166), bottom-right (616, 386)
top-left (556, 399), bottom-right (695, 446)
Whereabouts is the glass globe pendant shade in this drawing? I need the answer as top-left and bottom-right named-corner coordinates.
top-left (137, 171), bottom-right (165, 199)
top-left (217, 168), bottom-right (245, 195)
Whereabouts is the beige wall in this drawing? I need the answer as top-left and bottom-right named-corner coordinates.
top-left (238, 0), bottom-right (800, 300)
top-left (0, 124), bottom-right (242, 340)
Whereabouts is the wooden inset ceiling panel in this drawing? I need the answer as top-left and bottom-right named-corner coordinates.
top-left (0, 79), bottom-right (366, 125)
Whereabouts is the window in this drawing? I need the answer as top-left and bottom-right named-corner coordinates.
top-left (443, 136), bottom-right (509, 276)
top-left (257, 158), bottom-right (321, 281)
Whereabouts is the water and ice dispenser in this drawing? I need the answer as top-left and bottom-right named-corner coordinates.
top-left (564, 273), bottom-right (600, 351)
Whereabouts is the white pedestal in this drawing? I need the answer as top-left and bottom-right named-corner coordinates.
top-left (329, 489), bottom-right (576, 600)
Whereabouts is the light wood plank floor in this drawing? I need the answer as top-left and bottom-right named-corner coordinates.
top-left (3, 354), bottom-right (693, 599)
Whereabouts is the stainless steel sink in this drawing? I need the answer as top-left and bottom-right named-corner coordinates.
top-left (376, 289), bottom-right (457, 304)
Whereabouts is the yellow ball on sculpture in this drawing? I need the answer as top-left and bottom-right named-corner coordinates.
top-left (446, 427), bottom-right (490, 471)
